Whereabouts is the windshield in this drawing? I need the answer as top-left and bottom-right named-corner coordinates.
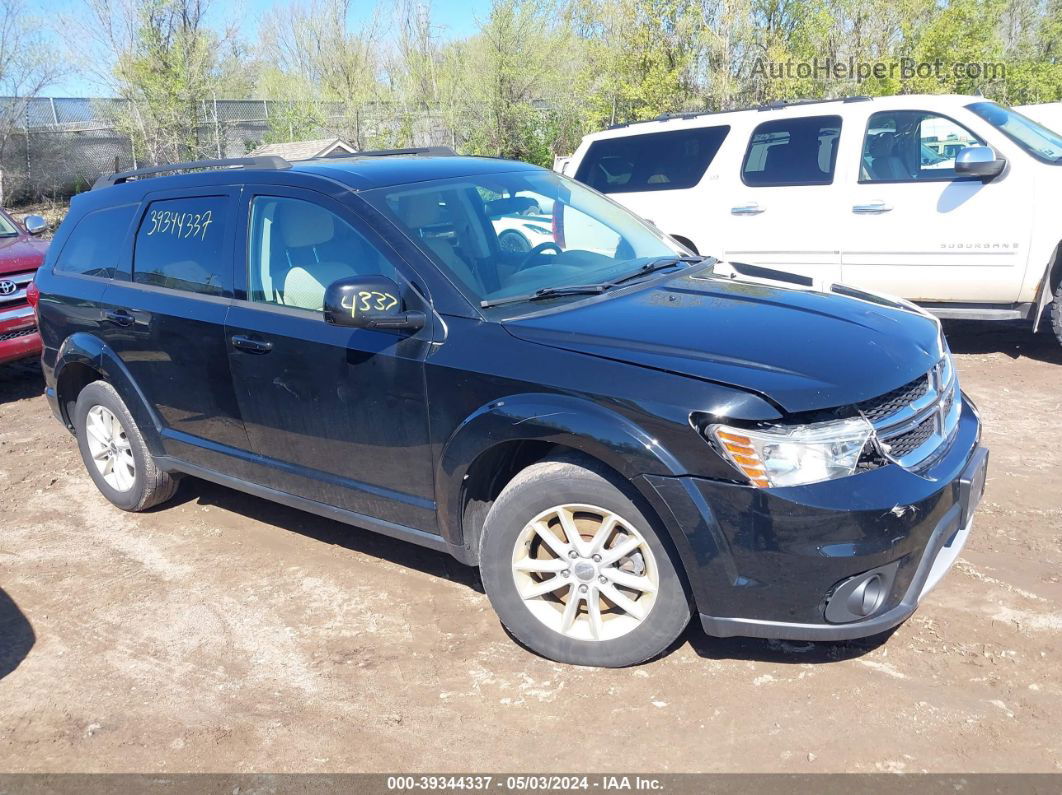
top-left (967, 101), bottom-right (1062, 164)
top-left (367, 169), bottom-right (685, 308)
top-left (0, 212), bottom-right (18, 237)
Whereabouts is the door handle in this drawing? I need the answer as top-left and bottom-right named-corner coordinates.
top-left (231, 335), bottom-right (273, 354)
top-left (731, 202), bottom-right (765, 216)
top-left (852, 201), bottom-right (893, 214)
top-left (104, 309), bottom-right (134, 327)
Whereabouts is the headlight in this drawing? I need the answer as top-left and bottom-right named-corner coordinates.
top-left (708, 416), bottom-right (874, 488)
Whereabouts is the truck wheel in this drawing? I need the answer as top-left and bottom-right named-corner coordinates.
top-left (478, 455), bottom-right (691, 667)
top-left (1051, 282), bottom-right (1062, 348)
top-left (73, 381), bottom-right (178, 512)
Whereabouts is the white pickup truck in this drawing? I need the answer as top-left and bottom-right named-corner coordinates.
top-left (563, 95), bottom-right (1062, 346)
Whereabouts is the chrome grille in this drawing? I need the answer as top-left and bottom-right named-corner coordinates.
top-left (0, 271), bottom-right (35, 307)
top-left (867, 356), bottom-right (960, 470)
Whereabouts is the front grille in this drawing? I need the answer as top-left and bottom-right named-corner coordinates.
top-left (857, 375), bottom-right (930, 422)
top-left (882, 415), bottom-right (936, 458)
top-left (0, 325), bottom-right (36, 342)
top-left (0, 270), bottom-right (35, 309)
top-left (861, 355), bottom-right (961, 471)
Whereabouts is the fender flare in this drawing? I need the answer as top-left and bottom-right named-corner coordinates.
top-left (435, 393), bottom-right (707, 566)
top-left (54, 333), bottom-right (165, 455)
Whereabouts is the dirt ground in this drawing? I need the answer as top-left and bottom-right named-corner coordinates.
top-left (0, 320), bottom-right (1060, 774)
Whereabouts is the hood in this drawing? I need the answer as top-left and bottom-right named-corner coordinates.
top-left (0, 235), bottom-right (47, 275)
top-left (503, 268), bottom-right (943, 414)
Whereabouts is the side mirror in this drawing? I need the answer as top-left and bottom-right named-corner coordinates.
top-left (954, 146), bottom-right (1006, 180)
top-left (323, 276), bottom-right (425, 332)
top-left (23, 215), bottom-right (47, 235)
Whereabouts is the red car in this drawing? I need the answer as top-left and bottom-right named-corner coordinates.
top-left (0, 208), bottom-right (49, 366)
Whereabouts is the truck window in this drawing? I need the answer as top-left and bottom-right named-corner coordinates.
top-left (575, 126), bottom-right (730, 193)
top-left (132, 196), bottom-right (230, 296)
top-left (741, 115), bottom-right (842, 187)
top-left (860, 111), bottom-right (983, 182)
top-left (54, 204), bottom-right (138, 278)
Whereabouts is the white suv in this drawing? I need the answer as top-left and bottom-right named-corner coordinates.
top-left (564, 95), bottom-right (1062, 345)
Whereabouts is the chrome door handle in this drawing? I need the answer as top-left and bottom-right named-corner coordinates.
top-left (852, 201), bottom-right (893, 214)
top-left (731, 203), bottom-right (765, 216)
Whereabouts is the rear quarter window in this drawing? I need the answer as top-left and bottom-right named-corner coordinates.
top-left (575, 126), bottom-right (730, 193)
top-left (54, 204), bottom-right (138, 278)
top-left (133, 196), bottom-right (230, 296)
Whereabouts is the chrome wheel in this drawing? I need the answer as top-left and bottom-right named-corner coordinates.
top-left (84, 405), bottom-right (136, 492)
top-left (511, 504), bottom-right (659, 642)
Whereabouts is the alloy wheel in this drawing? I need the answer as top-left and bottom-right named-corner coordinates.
top-left (84, 405), bottom-right (136, 492)
top-left (511, 503), bottom-right (659, 642)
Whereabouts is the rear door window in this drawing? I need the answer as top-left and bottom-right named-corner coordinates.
top-left (741, 115), bottom-right (842, 187)
top-left (54, 204), bottom-right (138, 278)
top-left (575, 126), bottom-right (730, 193)
top-left (133, 196), bottom-right (231, 296)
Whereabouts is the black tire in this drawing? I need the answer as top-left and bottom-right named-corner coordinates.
top-left (498, 230), bottom-right (531, 254)
top-left (478, 454), bottom-right (691, 667)
top-left (1051, 282), bottom-right (1062, 348)
top-left (73, 380), bottom-right (178, 512)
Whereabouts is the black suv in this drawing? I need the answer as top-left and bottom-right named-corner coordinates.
top-left (33, 151), bottom-right (988, 667)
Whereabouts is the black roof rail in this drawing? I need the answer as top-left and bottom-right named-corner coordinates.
top-left (606, 96), bottom-right (873, 129)
top-left (321, 145), bottom-right (457, 159)
top-left (756, 95), bottom-right (871, 111)
top-left (93, 156), bottom-right (291, 189)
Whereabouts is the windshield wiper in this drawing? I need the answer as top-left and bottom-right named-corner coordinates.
top-left (610, 256), bottom-right (704, 285)
top-left (480, 283), bottom-right (611, 309)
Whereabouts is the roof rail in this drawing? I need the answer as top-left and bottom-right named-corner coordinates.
top-left (321, 145), bottom-right (457, 159)
top-left (93, 155), bottom-right (291, 190)
top-left (606, 96), bottom-right (873, 129)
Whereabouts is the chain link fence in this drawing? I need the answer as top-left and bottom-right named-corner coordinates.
top-left (0, 97), bottom-right (466, 205)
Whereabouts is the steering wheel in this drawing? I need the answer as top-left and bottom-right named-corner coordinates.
top-left (516, 241), bottom-right (562, 271)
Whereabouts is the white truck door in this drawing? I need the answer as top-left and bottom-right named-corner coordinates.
top-left (841, 108), bottom-right (1033, 303)
top-left (714, 113), bottom-right (846, 285)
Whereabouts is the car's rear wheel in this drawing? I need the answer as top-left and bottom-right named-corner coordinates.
top-left (74, 381), bottom-right (178, 512)
top-left (1050, 282), bottom-right (1062, 348)
top-left (479, 455), bottom-right (691, 666)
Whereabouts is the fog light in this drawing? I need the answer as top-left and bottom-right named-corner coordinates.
top-left (824, 561), bottom-right (900, 624)
top-left (848, 574), bottom-right (885, 617)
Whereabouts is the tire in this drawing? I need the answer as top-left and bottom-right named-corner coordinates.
top-left (478, 454), bottom-right (691, 667)
top-left (498, 230), bottom-right (531, 254)
top-left (1051, 282), bottom-right (1062, 348)
top-left (73, 380), bottom-right (178, 512)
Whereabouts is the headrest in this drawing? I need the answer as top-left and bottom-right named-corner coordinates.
top-left (867, 133), bottom-right (896, 158)
top-left (279, 201), bottom-right (334, 248)
top-left (398, 193), bottom-right (444, 228)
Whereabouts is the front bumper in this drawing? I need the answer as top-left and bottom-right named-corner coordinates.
top-left (0, 305), bottom-right (40, 365)
top-left (640, 394), bottom-right (986, 641)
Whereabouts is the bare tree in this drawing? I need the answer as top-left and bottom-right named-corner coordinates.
top-left (0, 0), bottom-right (64, 203)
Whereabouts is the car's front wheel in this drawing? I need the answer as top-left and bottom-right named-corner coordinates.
top-left (1050, 282), bottom-right (1062, 348)
top-left (74, 380), bottom-right (179, 512)
top-left (479, 455), bottom-right (691, 666)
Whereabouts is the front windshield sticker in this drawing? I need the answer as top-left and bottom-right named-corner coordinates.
top-left (146, 208), bottom-right (214, 241)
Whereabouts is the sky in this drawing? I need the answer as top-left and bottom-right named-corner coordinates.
top-left (39, 0), bottom-right (493, 97)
